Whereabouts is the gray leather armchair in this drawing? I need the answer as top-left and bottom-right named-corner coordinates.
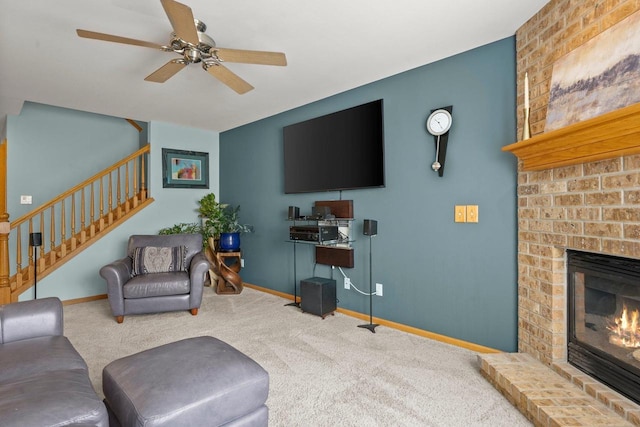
top-left (100, 234), bottom-right (210, 323)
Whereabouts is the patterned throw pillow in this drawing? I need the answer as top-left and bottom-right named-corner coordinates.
top-left (131, 246), bottom-right (187, 276)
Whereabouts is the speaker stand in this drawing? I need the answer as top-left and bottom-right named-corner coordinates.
top-left (30, 232), bottom-right (42, 300)
top-left (358, 235), bottom-right (379, 333)
top-left (33, 245), bottom-right (38, 300)
top-left (285, 241), bottom-right (300, 308)
top-left (358, 322), bottom-right (379, 333)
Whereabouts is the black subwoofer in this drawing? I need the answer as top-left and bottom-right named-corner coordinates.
top-left (300, 277), bottom-right (336, 319)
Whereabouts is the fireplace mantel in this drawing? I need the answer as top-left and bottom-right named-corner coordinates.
top-left (503, 102), bottom-right (640, 171)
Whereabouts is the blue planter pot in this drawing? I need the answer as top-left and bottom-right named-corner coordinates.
top-left (219, 232), bottom-right (241, 252)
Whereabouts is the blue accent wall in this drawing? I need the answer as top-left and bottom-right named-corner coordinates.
top-left (220, 38), bottom-right (518, 351)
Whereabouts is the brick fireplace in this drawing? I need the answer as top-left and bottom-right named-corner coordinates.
top-left (480, 106), bottom-right (640, 426)
top-left (480, 1), bottom-right (640, 426)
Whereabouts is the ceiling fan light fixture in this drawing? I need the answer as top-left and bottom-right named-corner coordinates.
top-left (169, 24), bottom-right (215, 54)
top-left (196, 31), bottom-right (215, 52)
top-left (184, 48), bottom-right (201, 63)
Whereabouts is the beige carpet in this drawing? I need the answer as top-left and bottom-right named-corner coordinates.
top-left (63, 287), bottom-right (531, 426)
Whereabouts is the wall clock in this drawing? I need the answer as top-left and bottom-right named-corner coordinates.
top-left (425, 106), bottom-right (453, 176)
top-left (426, 109), bottom-right (452, 136)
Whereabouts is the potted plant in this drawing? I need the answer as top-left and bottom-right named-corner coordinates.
top-left (216, 204), bottom-right (253, 252)
top-left (159, 193), bottom-right (252, 251)
top-left (196, 193), bottom-right (252, 251)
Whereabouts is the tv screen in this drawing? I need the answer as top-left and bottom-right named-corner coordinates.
top-left (283, 99), bottom-right (385, 194)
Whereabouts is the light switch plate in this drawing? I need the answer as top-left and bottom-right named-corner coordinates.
top-left (466, 205), bottom-right (479, 223)
top-left (454, 205), bottom-right (466, 223)
top-left (20, 195), bottom-right (32, 205)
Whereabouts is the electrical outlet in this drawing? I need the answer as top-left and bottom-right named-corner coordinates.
top-left (241, 258), bottom-right (245, 268)
top-left (376, 283), bottom-right (383, 296)
top-left (344, 277), bottom-right (351, 290)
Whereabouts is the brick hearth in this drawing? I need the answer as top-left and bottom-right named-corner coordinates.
top-left (479, 353), bottom-right (639, 426)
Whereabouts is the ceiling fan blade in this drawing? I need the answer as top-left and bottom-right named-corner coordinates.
top-left (144, 60), bottom-right (187, 83)
top-left (76, 29), bottom-right (163, 49)
top-left (206, 64), bottom-right (254, 94)
top-left (160, 0), bottom-right (199, 46)
top-left (214, 48), bottom-right (287, 66)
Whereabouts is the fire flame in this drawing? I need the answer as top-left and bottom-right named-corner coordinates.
top-left (608, 306), bottom-right (640, 348)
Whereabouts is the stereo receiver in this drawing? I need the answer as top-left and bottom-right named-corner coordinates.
top-left (289, 225), bottom-right (339, 243)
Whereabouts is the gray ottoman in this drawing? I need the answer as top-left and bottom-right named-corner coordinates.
top-left (102, 336), bottom-right (269, 427)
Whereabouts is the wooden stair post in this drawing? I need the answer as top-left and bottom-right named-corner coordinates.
top-left (0, 139), bottom-right (9, 305)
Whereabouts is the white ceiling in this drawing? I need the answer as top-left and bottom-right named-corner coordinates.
top-left (0, 0), bottom-right (548, 133)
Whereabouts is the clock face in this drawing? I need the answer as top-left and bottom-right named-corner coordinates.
top-left (426, 109), bottom-right (452, 136)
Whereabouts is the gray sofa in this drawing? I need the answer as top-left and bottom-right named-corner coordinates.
top-left (100, 233), bottom-right (210, 323)
top-left (0, 297), bottom-right (108, 426)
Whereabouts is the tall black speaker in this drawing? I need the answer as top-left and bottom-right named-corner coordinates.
top-left (29, 232), bottom-right (42, 299)
top-left (359, 220), bottom-right (379, 333)
top-left (363, 219), bottom-right (378, 236)
top-left (288, 206), bottom-right (300, 220)
top-left (29, 232), bottom-right (42, 247)
top-left (300, 277), bottom-right (336, 319)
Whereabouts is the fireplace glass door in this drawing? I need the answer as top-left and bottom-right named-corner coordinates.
top-left (568, 250), bottom-right (640, 404)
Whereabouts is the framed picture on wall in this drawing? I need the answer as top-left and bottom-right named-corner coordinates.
top-left (162, 148), bottom-right (209, 189)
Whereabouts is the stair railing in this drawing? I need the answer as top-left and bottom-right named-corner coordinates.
top-left (0, 144), bottom-right (151, 303)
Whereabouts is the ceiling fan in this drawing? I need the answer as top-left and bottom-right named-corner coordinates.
top-left (76, 0), bottom-right (287, 94)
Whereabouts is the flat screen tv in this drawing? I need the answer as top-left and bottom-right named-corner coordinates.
top-left (283, 99), bottom-right (385, 194)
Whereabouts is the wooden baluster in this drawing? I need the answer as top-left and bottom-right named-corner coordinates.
top-left (39, 212), bottom-right (45, 273)
top-left (80, 187), bottom-right (87, 244)
top-left (124, 163), bottom-right (130, 213)
top-left (90, 183), bottom-right (95, 238)
top-left (116, 168), bottom-right (122, 219)
top-left (28, 220), bottom-right (34, 280)
top-left (0, 212), bottom-right (8, 304)
top-left (49, 206), bottom-right (56, 267)
top-left (15, 224), bottom-right (22, 290)
top-left (140, 154), bottom-right (147, 201)
top-left (59, 200), bottom-right (66, 258)
top-left (100, 176), bottom-right (107, 230)
top-left (107, 172), bottom-right (113, 225)
top-left (133, 158), bottom-right (139, 208)
top-left (70, 193), bottom-right (77, 251)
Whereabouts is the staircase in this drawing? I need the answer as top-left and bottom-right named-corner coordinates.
top-left (0, 144), bottom-right (153, 304)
